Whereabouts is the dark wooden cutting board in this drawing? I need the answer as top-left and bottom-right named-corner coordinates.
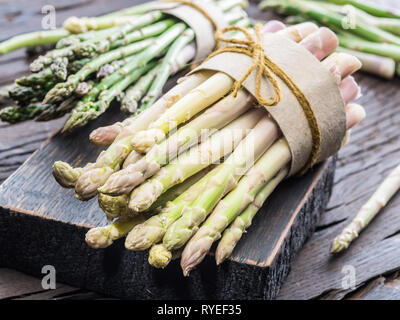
top-left (0, 0), bottom-right (336, 299)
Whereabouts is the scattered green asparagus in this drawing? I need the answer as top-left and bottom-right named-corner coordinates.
top-left (0, 103), bottom-right (52, 124)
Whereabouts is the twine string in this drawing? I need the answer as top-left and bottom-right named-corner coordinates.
top-left (206, 24), bottom-right (322, 173)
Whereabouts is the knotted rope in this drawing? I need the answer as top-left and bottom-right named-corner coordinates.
top-left (205, 24), bottom-right (322, 173)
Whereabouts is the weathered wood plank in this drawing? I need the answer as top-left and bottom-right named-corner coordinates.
top-left (347, 273), bottom-right (400, 300)
top-left (0, 268), bottom-right (77, 299)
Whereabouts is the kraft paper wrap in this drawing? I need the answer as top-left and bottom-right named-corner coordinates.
top-left (189, 33), bottom-right (346, 176)
top-left (154, 0), bottom-right (228, 61)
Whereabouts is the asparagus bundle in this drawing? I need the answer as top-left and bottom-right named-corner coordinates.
top-left (63, 22), bottom-right (319, 201)
top-left (259, 0), bottom-right (400, 78)
top-left (1, 0), bottom-right (249, 126)
top-left (54, 20), bottom-right (366, 275)
top-left (330, 163), bottom-right (400, 253)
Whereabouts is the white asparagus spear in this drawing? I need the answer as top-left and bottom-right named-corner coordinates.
top-left (331, 163), bottom-right (400, 253)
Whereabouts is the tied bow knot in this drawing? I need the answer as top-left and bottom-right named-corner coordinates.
top-left (208, 24), bottom-right (282, 107)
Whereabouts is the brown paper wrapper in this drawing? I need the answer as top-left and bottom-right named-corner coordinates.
top-left (154, 0), bottom-right (228, 61)
top-left (189, 33), bottom-right (346, 176)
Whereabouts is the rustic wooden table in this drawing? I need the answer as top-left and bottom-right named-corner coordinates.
top-left (1, 0), bottom-right (400, 300)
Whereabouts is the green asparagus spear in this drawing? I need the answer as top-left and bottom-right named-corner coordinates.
top-left (121, 64), bottom-right (162, 113)
top-left (127, 110), bottom-right (265, 213)
top-left (338, 31), bottom-right (400, 61)
top-left (163, 127), bottom-right (288, 252)
top-left (64, 61), bottom-right (157, 130)
top-left (140, 29), bottom-right (195, 110)
top-left (0, 29), bottom-right (70, 55)
top-left (181, 138), bottom-right (290, 275)
top-left (71, 12), bottom-right (165, 59)
top-left (0, 103), bottom-right (52, 123)
top-left (259, 0), bottom-right (400, 45)
top-left (330, 163), bottom-right (400, 253)
top-left (325, 0), bottom-right (400, 19)
top-left (44, 21), bottom-right (179, 105)
top-left (215, 168), bottom-right (288, 264)
top-left (70, 71), bottom-right (211, 200)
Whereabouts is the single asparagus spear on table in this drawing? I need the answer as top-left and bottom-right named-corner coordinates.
top-left (330, 163), bottom-right (400, 253)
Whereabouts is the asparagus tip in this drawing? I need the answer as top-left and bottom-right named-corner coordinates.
top-left (85, 227), bottom-right (113, 249)
top-left (52, 161), bottom-right (79, 188)
top-left (131, 128), bottom-right (165, 154)
top-left (329, 229), bottom-right (358, 253)
top-left (148, 244), bottom-right (172, 269)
